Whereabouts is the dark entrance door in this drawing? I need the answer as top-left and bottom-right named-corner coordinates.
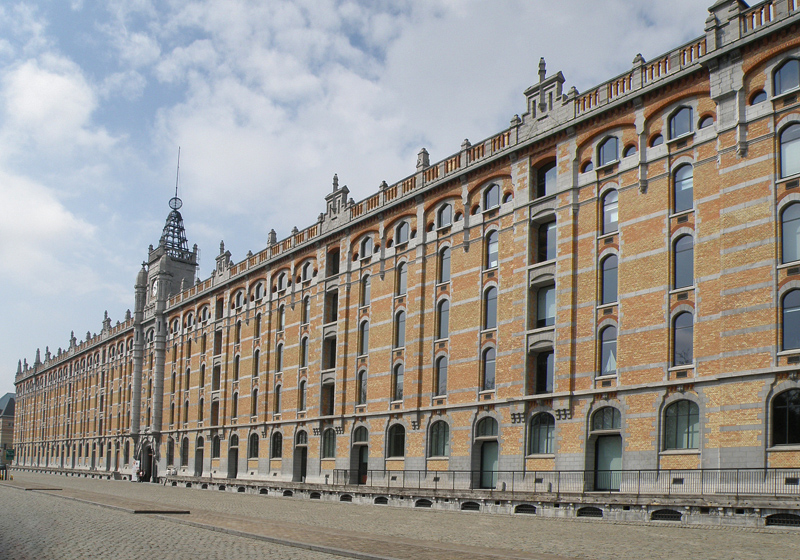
top-left (358, 446), bottom-right (368, 484)
top-left (142, 445), bottom-right (153, 482)
top-left (194, 447), bottom-right (204, 477)
top-left (595, 435), bottom-right (622, 491)
top-left (228, 447), bottom-right (238, 479)
top-left (479, 440), bottom-right (498, 489)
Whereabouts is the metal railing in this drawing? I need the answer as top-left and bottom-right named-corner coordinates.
top-left (331, 468), bottom-right (800, 498)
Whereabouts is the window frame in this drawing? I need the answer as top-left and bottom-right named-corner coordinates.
top-left (482, 347), bottom-right (496, 391)
top-left (483, 286), bottom-right (498, 330)
top-left (598, 137), bottom-right (619, 167)
top-left (669, 106), bottom-right (693, 139)
top-left (394, 311), bottom-right (406, 348)
top-left (600, 254), bottom-right (618, 305)
top-left (396, 221), bottom-right (410, 245)
top-left (438, 246), bottom-right (451, 283)
top-left (434, 355), bottom-right (448, 397)
top-left (782, 289), bottom-right (800, 351)
top-left (673, 164), bottom-right (694, 214)
top-left (774, 58), bottom-right (800, 96)
top-left (485, 230), bottom-right (499, 269)
top-left (483, 183), bottom-right (500, 210)
top-left (772, 389), bottom-right (800, 446)
top-left (663, 400), bottom-right (699, 450)
top-left (387, 424), bottom-right (406, 458)
top-left (392, 363), bottom-right (404, 402)
top-left (672, 311), bottom-right (694, 367)
top-left (601, 190), bottom-right (619, 234)
top-left (673, 235), bottom-right (694, 290)
top-left (598, 325), bottom-right (617, 377)
top-left (780, 123), bottom-right (800, 179)
top-left (428, 420), bottom-right (450, 457)
top-left (437, 204), bottom-right (453, 228)
top-left (528, 413), bottom-right (555, 455)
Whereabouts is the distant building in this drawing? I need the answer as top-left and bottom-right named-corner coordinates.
top-left (0, 393), bottom-right (15, 467)
top-left (10, 0), bottom-right (800, 525)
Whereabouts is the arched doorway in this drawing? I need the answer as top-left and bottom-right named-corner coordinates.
top-left (589, 407), bottom-right (622, 491)
top-left (141, 445), bottom-right (154, 482)
top-left (349, 426), bottom-right (369, 484)
top-left (90, 444), bottom-right (96, 470)
top-left (194, 437), bottom-right (204, 477)
top-left (293, 430), bottom-right (308, 482)
top-left (473, 417), bottom-right (499, 489)
top-left (106, 443), bottom-right (112, 471)
top-left (227, 435), bottom-right (239, 479)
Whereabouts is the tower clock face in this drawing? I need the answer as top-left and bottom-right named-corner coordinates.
top-left (151, 280), bottom-right (158, 297)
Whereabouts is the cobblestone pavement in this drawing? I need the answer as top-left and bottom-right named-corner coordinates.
top-left (4, 472), bottom-right (800, 560)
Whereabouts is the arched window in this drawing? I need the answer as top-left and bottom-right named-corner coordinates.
top-left (439, 247), bottom-right (451, 283)
top-left (167, 438), bottom-right (174, 465)
top-left (537, 285), bottom-right (555, 328)
top-left (392, 363), bottom-right (404, 401)
top-left (486, 230), bottom-right (499, 269)
top-left (170, 402), bottom-right (175, 425)
top-left (200, 364), bottom-right (206, 386)
top-left (483, 287), bottom-right (498, 330)
top-left (358, 322), bottom-right (369, 356)
top-left (537, 221), bottom-right (556, 263)
top-left (664, 400), bottom-right (699, 450)
top-left (276, 272), bottom-right (287, 292)
top-left (773, 389), bottom-right (800, 445)
top-left (535, 350), bottom-right (554, 394)
top-left (437, 300), bottom-right (449, 340)
top-left (598, 137), bottom-right (618, 167)
top-left (476, 417), bottom-right (498, 437)
top-left (356, 370), bottom-right (367, 405)
top-left (699, 116), bottom-right (714, 129)
top-left (297, 337), bottom-right (307, 368)
top-left (360, 236), bottom-right (373, 259)
top-left (623, 144), bottom-right (637, 158)
top-left (251, 389), bottom-right (258, 417)
top-left (254, 282), bottom-right (264, 300)
top-left (781, 124), bottom-right (800, 178)
top-left (601, 255), bottom-right (618, 305)
top-left (353, 426), bottom-right (368, 443)
top-left (775, 59), bottom-right (800, 96)
top-left (171, 371), bottom-right (176, 393)
top-left (248, 433), bottom-right (259, 458)
top-left (361, 275), bottom-right (371, 306)
top-left (650, 134), bottom-right (664, 147)
top-left (212, 435), bottom-right (221, 458)
top-left (669, 107), bottom-right (693, 139)
top-left (394, 311), bottom-right (406, 348)
top-left (484, 184), bottom-right (500, 210)
top-left (581, 160), bottom-right (594, 173)
top-left (674, 235), bottom-right (694, 289)
top-left (181, 437), bottom-right (189, 466)
top-left (592, 407), bottom-right (621, 430)
top-left (528, 413), bottom-right (555, 455)
top-left (396, 221), bottom-right (410, 244)
top-left (782, 203), bottom-right (800, 263)
top-left (429, 421), bottom-right (450, 457)
top-left (601, 190), bottom-right (618, 234)
top-left (271, 432), bottom-right (283, 458)
top-left (277, 304), bottom-right (285, 331)
top-left (253, 350), bottom-right (259, 377)
top-left (396, 262), bottom-right (407, 296)
top-left (233, 355), bottom-right (240, 381)
top-left (274, 385), bottom-right (281, 413)
top-left (673, 312), bottom-right (694, 366)
top-left (435, 355), bottom-right (448, 397)
top-left (301, 296), bottom-right (310, 324)
top-left (198, 398), bottom-right (204, 422)
top-left (437, 204), bottom-right (453, 228)
top-left (231, 393), bottom-right (238, 418)
top-left (235, 320), bottom-right (242, 344)
top-left (387, 424), bottom-right (406, 457)
top-left (783, 290), bottom-right (800, 350)
top-left (254, 313), bottom-right (261, 339)
top-left (302, 261), bottom-right (312, 282)
top-left (482, 347), bottom-right (496, 391)
top-left (298, 379), bottom-right (306, 411)
top-left (599, 326), bottom-right (617, 377)
top-left (322, 428), bottom-right (336, 458)
top-left (275, 344), bottom-right (283, 373)
top-left (674, 165), bottom-right (693, 213)
top-left (536, 161), bottom-right (557, 198)
top-left (183, 399), bottom-right (189, 423)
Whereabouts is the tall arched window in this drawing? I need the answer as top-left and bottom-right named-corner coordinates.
top-left (361, 275), bottom-right (371, 306)
top-left (435, 355), bottom-right (448, 397)
top-left (669, 107), bottom-right (693, 139)
top-left (277, 304), bottom-right (285, 331)
top-left (437, 300), bottom-right (449, 340)
top-left (537, 221), bottom-right (556, 262)
top-left (233, 355), bottom-right (240, 381)
top-left (302, 296), bottom-right (310, 324)
top-left (535, 350), bottom-right (554, 394)
top-left (274, 385), bottom-right (281, 413)
top-left (438, 204), bottom-right (453, 228)
top-left (599, 326), bottom-right (617, 377)
top-left (674, 235), bottom-right (694, 289)
top-left (428, 421), bottom-right (450, 457)
top-left (673, 312), bottom-right (694, 366)
top-left (360, 236), bottom-right (373, 259)
top-left (358, 321), bottom-right (369, 356)
top-left (322, 428), bottom-right (336, 458)
top-left (483, 287), bottom-right (498, 330)
top-left (231, 393), bottom-right (238, 418)
top-left (271, 432), bottom-right (283, 458)
top-left (253, 350), bottom-right (259, 377)
top-left (601, 190), bottom-right (618, 234)
top-left (775, 58), bottom-right (800, 96)
top-left (235, 321), bottom-right (242, 344)
top-left (782, 290), bottom-right (800, 350)
top-left (396, 221), bottom-right (410, 244)
top-left (212, 435), bottom-right (221, 458)
top-left (536, 161), bottom-right (557, 198)
top-left (392, 364), bottom-right (404, 401)
top-left (484, 184), bottom-right (500, 210)
top-left (198, 398), bottom-right (204, 422)
top-left (773, 389), bottom-right (800, 445)
top-left (439, 247), bottom-right (451, 283)
top-left (601, 255), bottom-right (618, 304)
top-left (486, 230), bottom-right (499, 269)
top-left (356, 370), bottom-right (367, 405)
top-left (302, 261), bottom-right (312, 281)
top-left (663, 400), bottom-right (699, 450)
top-left (394, 311), bottom-right (406, 348)
top-left (275, 344), bottom-right (283, 372)
top-left (248, 433), bottom-right (259, 458)
top-left (482, 347), bottom-right (496, 391)
top-left (179, 438), bottom-right (189, 466)
top-left (674, 165), bottom-right (693, 213)
top-left (782, 203), bottom-right (800, 263)
top-left (298, 379), bottom-right (307, 411)
top-left (396, 263), bottom-right (407, 296)
top-left (300, 337), bottom-right (309, 368)
top-left (251, 389), bottom-right (258, 416)
top-left (183, 400), bottom-right (189, 423)
top-left (537, 285), bottom-right (555, 328)
top-left (598, 137), bottom-right (618, 166)
top-left (387, 424), bottom-right (406, 457)
top-left (200, 364), bottom-right (206, 386)
top-left (781, 123), bottom-right (800, 178)
top-left (528, 413), bottom-right (555, 454)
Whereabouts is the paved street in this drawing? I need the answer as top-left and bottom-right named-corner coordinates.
top-left (2, 472), bottom-right (800, 560)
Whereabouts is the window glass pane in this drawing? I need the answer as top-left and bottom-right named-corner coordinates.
top-left (435, 356), bottom-right (448, 396)
top-left (485, 185), bottom-right (499, 208)
top-left (782, 204), bottom-right (800, 263)
top-left (537, 286), bottom-right (555, 327)
top-left (487, 231), bottom-right (499, 268)
top-left (537, 162), bottom-right (557, 198)
top-left (776, 59), bottom-right (800, 95)
top-left (674, 235), bottom-right (694, 289)
top-left (673, 312), bottom-right (694, 366)
top-left (484, 287), bottom-right (498, 329)
top-left (670, 107), bottom-right (693, 138)
top-left (600, 327), bottom-right (617, 376)
top-left (773, 390), bottom-right (800, 445)
top-left (599, 137), bottom-right (618, 166)
top-left (429, 421), bottom-right (449, 456)
top-left (781, 124), bottom-right (800, 178)
top-left (361, 276), bottom-right (370, 306)
top-left (395, 312), bottom-right (406, 348)
top-left (438, 300), bottom-right (449, 339)
top-left (439, 248), bottom-right (451, 283)
top-left (538, 221), bottom-right (556, 262)
top-left (536, 351), bottom-right (554, 394)
top-left (674, 165), bottom-right (693, 213)
top-left (393, 365), bottom-right (404, 401)
top-left (397, 263), bottom-right (407, 295)
top-left (483, 348), bottom-right (496, 391)
top-left (601, 255), bottom-right (618, 304)
top-left (439, 205), bottom-right (452, 227)
top-left (359, 322), bottom-right (369, 355)
top-left (783, 290), bottom-right (800, 350)
top-left (530, 413), bottom-right (554, 454)
top-left (301, 338), bottom-right (308, 367)
top-left (602, 191), bottom-right (618, 234)
top-left (397, 222), bottom-right (409, 243)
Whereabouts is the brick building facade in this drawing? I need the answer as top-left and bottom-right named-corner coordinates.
top-left (12, 0), bottom-right (800, 502)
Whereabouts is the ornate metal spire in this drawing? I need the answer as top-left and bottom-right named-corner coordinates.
top-left (158, 147), bottom-right (192, 261)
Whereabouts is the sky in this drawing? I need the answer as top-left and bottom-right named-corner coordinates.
top-left (0, 0), bottom-right (713, 395)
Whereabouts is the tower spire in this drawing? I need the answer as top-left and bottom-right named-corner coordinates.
top-left (159, 147), bottom-right (191, 261)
